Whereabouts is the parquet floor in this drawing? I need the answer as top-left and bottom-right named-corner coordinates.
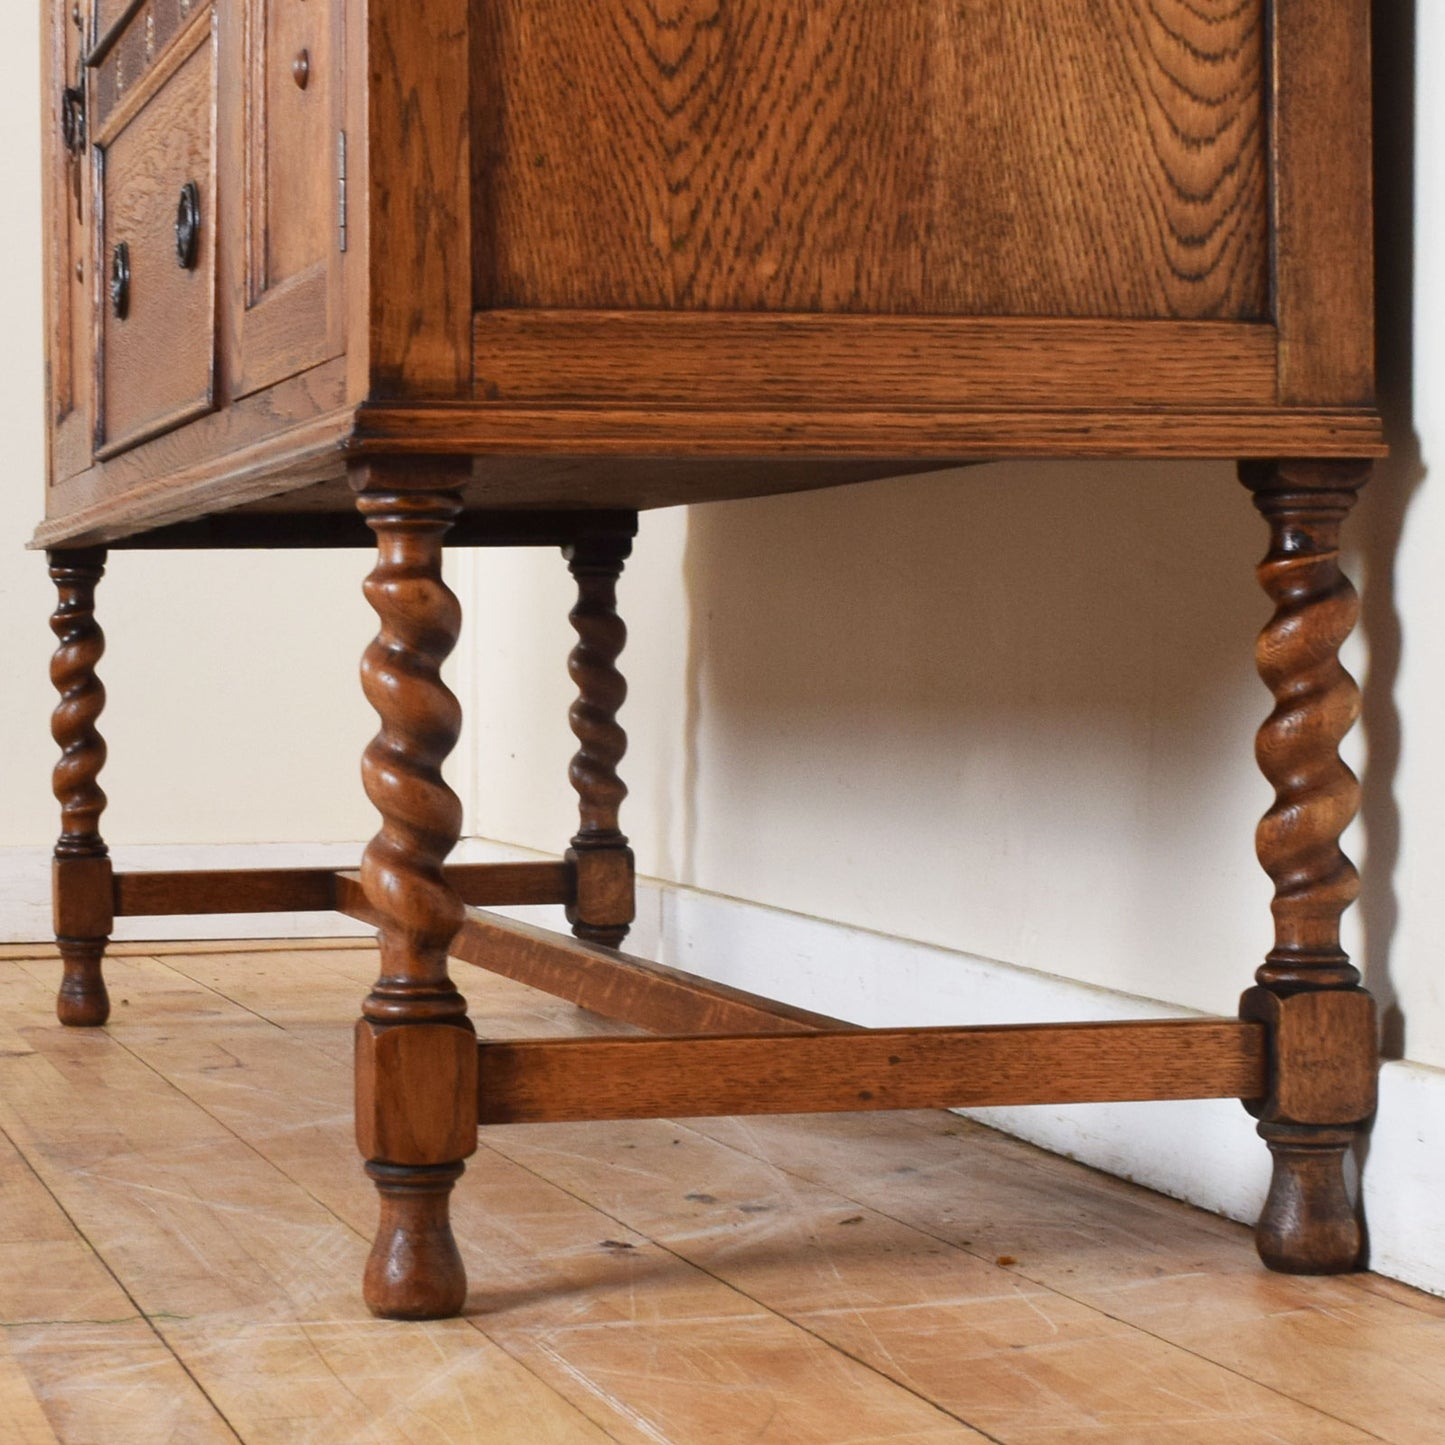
top-left (1, 940), bottom-right (1442, 1444)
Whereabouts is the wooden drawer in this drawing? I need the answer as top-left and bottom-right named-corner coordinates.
top-left (94, 22), bottom-right (217, 458)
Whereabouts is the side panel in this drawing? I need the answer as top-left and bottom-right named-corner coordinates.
top-left (472, 0), bottom-right (1269, 320)
top-left (1271, 0), bottom-right (1377, 406)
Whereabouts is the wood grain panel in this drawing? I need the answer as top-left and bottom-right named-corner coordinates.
top-left (94, 24), bottom-right (216, 458)
top-left (474, 312), bottom-right (1279, 407)
top-left (225, 0), bottom-right (347, 401)
top-left (90, 0), bottom-right (205, 138)
top-left (35, 358), bottom-right (350, 548)
top-left (473, 0), bottom-right (1267, 318)
top-left (476, 1020), bottom-right (1268, 1124)
top-left (350, 400), bottom-right (1387, 467)
top-left (1271, 0), bottom-right (1376, 405)
top-left (366, 0), bottom-right (472, 396)
top-left (43, 0), bottom-right (93, 485)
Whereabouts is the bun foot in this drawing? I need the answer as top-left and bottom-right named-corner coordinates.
top-left (56, 940), bottom-right (109, 1027)
top-left (1256, 1122), bottom-right (1363, 1274)
top-left (364, 1162), bottom-right (468, 1319)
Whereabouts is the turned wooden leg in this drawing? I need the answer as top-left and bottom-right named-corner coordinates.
top-left (353, 482), bottom-right (477, 1320)
top-left (48, 549), bottom-right (114, 1028)
top-left (1239, 459), bottom-right (1378, 1274)
top-left (563, 530), bottom-right (635, 948)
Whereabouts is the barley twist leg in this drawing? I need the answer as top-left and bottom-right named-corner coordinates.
top-left (1239, 459), bottom-right (1377, 1274)
top-left (564, 531), bottom-right (635, 948)
top-left (48, 549), bottom-right (114, 1028)
top-left (353, 485), bottom-right (477, 1320)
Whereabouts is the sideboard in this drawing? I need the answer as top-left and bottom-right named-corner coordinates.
top-left (39, 0), bottom-right (1384, 1318)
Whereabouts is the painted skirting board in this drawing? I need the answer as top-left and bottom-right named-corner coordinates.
top-left (483, 843), bottom-right (1445, 1301)
top-left (2, 838), bottom-right (1440, 1297)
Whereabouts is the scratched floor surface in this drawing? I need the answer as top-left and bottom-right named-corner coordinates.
top-left (1, 939), bottom-right (1442, 1444)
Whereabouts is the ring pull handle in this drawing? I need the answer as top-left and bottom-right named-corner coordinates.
top-left (109, 242), bottom-right (130, 320)
top-left (175, 181), bottom-right (201, 270)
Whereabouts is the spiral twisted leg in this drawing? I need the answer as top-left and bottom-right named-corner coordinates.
top-left (353, 487), bottom-right (476, 1320)
top-left (563, 531), bottom-right (635, 948)
top-left (1239, 460), bottom-right (1377, 1274)
top-left (48, 549), bottom-right (114, 1028)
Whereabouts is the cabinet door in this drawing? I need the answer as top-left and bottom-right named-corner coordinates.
top-left (43, 0), bottom-right (94, 484)
top-left (225, 0), bottom-right (346, 399)
top-left (93, 24), bottom-right (218, 457)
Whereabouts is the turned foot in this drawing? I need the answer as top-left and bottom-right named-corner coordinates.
top-left (56, 938), bottom-right (110, 1027)
top-left (364, 1162), bottom-right (468, 1319)
top-left (1256, 1123), bottom-right (1363, 1273)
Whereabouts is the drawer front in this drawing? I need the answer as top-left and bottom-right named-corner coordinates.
top-left (474, 0), bottom-right (1268, 320)
top-left (95, 25), bottom-right (217, 457)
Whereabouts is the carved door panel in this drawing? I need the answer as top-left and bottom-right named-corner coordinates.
top-left (225, 0), bottom-right (346, 400)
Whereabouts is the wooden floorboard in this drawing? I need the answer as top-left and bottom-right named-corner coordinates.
top-left (0, 944), bottom-right (1440, 1443)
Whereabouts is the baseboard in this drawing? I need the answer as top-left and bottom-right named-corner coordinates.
top-left (5, 836), bottom-right (1441, 1297)
top-left (473, 839), bottom-right (1445, 1300)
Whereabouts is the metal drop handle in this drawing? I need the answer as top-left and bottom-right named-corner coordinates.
top-left (175, 181), bottom-right (201, 270)
top-left (109, 242), bottom-right (130, 320)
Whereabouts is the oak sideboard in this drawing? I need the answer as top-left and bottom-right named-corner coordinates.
top-left (39, 0), bottom-right (1384, 1318)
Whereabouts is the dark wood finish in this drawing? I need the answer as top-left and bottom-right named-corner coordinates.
top-left (48, 548), bottom-right (113, 1028)
top-left (361, 1162), bottom-right (467, 1322)
top-left (44, 0), bottom-right (94, 486)
top-left (352, 479), bottom-right (475, 1320)
top-left (92, 18), bottom-right (217, 458)
top-left (1239, 458), bottom-right (1376, 1275)
top-left (472, 313), bottom-right (1283, 410)
top-left (114, 867), bottom-right (339, 916)
top-left (37, 0), bottom-right (1386, 551)
top-left (473, 0), bottom-right (1266, 318)
top-left (445, 863), bottom-right (573, 909)
top-left (112, 861), bottom-right (572, 916)
top-left (37, 359), bottom-right (352, 550)
top-left (1271, 1), bottom-right (1377, 407)
top-left (475, 1020), bottom-right (1269, 1126)
top-left (90, 0), bottom-right (208, 135)
top-left (37, 0), bottom-right (1386, 1318)
top-left (364, 0), bottom-right (470, 397)
top-left (100, 508), bottom-right (639, 552)
top-left (225, 0), bottom-right (346, 399)
top-left (1240, 988), bottom-right (1377, 1128)
top-left (345, 403), bottom-right (1386, 468)
top-left (336, 889), bottom-right (853, 1037)
top-left (1242, 460), bottom-right (1369, 991)
top-left (563, 530), bottom-right (635, 947)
